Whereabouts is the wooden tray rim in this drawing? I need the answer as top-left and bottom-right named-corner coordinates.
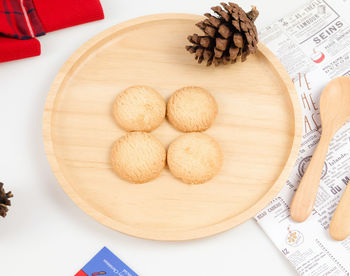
top-left (43, 13), bottom-right (303, 241)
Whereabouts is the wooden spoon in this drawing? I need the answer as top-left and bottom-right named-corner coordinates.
top-left (290, 76), bottom-right (350, 222)
top-left (329, 183), bottom-right (350, 241)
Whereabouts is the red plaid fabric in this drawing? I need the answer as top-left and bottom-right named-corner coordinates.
top-left (0, 36), bottom-right (40, 62)
top-left (34, 0), bottom-right (104, 32)
top-left (0, 0), bottom-right (45, 39)
top-left (0, 0), bottom-right (104, 62)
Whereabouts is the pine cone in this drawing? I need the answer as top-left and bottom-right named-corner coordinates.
top-left (0, 182), bottom-right (13, 218)
top-left (186, 2), bottom-right (259, 66)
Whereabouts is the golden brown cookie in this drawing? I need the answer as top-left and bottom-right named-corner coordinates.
top-left (111, 132), bottom-right (166, 183)
top-left (167, 86), bottom-right (218, 132)
top-left (113, 86), bottom-right (166, 132)
top-left (167, 133), bottom-right (223, 184)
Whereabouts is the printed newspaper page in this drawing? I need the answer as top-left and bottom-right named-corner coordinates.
top-left (255, 0), bottom-right (350, 275)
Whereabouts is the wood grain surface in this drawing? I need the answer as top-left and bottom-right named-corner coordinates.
top-left (330, 183), bottom-right (350, 241)
top-left (43, 14), bottom-right (302, 241)
top-left (290, 77), bottom-right (350, 223)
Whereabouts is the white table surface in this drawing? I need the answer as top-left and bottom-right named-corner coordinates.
top-left (0, 0), bottom-right (308, 275)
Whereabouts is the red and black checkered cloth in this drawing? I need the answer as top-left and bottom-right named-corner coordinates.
top-left (0, 0), bottom-right (45, 39)
top-left (0, 0), bottom-right (104, 62)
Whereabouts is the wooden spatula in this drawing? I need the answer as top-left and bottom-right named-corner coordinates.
top-left (329, 183), bottom-right (350, 241)
top-left (290, 77), bottom-right (350, 222)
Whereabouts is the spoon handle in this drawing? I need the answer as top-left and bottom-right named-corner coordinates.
top-left (329, 183), bottom-right (350, 241)
top-left (290, 134), bottom-right (332, 222)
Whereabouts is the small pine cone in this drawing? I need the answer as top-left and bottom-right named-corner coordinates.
top-left (186, 2), bottom-right (259, 66)
top-left (0, 182), bottom-right (13, 218)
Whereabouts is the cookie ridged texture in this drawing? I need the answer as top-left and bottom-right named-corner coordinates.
top-left (167, 133), bottom-right (223, 184)
top-left (111, 132), bottom-right (166, 183)
top-left (167, 87), bottom-right (218, 132)
top-left (113, 86), bottom-right (166, 132)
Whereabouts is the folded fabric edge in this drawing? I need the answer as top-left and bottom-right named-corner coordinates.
top-left (32, 0), bottom-right (104, 33)
top-left (0, 37), bottom-right (41, 63)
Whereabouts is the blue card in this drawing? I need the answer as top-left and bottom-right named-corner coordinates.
top-left (76, 247), bottom-right (138, 276)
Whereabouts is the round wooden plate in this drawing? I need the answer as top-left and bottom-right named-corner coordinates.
top-left (43, 14), bottom-right (302, 241)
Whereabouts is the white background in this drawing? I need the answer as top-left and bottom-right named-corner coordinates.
top-left (0, 0), bottom-right (308, 275)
